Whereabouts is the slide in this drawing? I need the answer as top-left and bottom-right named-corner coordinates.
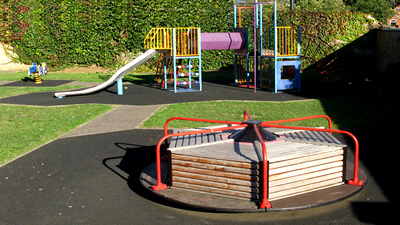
top-left (54, 49), bottom-right (160, 98)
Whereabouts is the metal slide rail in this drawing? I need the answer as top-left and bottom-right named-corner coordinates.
top-left (54, 49), bottom-right (159, 98)
top-left (152, 111), bottom-right (363, 209)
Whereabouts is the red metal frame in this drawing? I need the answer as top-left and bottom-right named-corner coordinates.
top-left (151, 111), bottom-right (363, 209)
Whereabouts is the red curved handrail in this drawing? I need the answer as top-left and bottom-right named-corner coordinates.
top-left (261, 123), bottom-right (363, 186)
top-left (262, 114), bottom-right (333, 131)
top-left (152, 124), bottom-right (248, 191)
top-left (151, 112), bottom-right (363, 211)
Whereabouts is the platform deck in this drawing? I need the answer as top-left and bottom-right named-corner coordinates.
top-left (166, 127), bottom-right (347, 202)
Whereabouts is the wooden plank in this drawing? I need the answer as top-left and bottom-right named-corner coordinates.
top-left (172, 170), bottom-right (258, 187)
top-left (171, 142), bottom-right (260, 163)
top-left (182, 135), bottom-right (190, 146)
top-left (173, 182), bottom-right (258, 200)
top-left (269, 146), bottom-right (343, 162)
top-left (267, 142), bottom-right (324, 158)
top-left (268, 146), bottom-right (343, 163)
top-left (269, 178), bottom-right (344, 200)
top-left (208, 133), bottom-right (214, 142)
top-left (172, 176), bottom-right (258, 193)
top-left (175, 135), bottom-right (183, 148)
top-left (168, 137), bottom-right (232, 151)
top-left (196, 134), bottom-right (202, 145)
top-left (269, 156), bottom-right (343, 176)
top-left (269, 161), bottom-right (343, 180)
top-left (215, 133), bottom-right (221, 142)
top-left (171, 153), bottom-right (258, 169)
top-left (269, 172), bottom-right (343, 193)
top-left (172, 164), bottom-right (258, 181)
top-left (171, 159), bottom-right (258, 175)
top-left (269, 150), bottom-right (344, 169)
top-left (255, 141), bottom-right (343, 163)
top-left (169, 137), bottom-right (177, 148)
top-left (201, 133), bottom-right (208, 143)
top-left (269, 155), bottom-right (343, 175)
top-left (281, 130), bottom-right (345, 146)
top-left (269, 166), bottom-right (343, 185)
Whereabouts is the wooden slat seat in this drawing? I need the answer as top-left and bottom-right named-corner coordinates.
top-left (167, 127), bottom-right (346, 202)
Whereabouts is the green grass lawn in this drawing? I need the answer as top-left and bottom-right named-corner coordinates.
top-left (0, 71), bottom-right (118, 165)
top-left (0, 104), bottom-right (114, 165)
top-left (0, 85), bottom-right (85, 98)
top-left (0, 70), bottom-right (394, 166)
top-left (0, 71), bottom-right (159, 83)
top-left (141, 97), bottom-right (390, 130)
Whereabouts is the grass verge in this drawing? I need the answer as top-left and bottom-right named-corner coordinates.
top-left (0, 104), bottom-right (114, 166)
top-left (141, 97), bottom-right (391, 130)
top-left (0, 85), bottom-right (85, 98)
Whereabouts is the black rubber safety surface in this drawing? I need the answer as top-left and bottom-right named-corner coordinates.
top-left (0, 79), bottom-right (396, 224)
top-left (2, 79), bottom-right (75, 87)
top-left (0, 129), bottom-right (396, 224)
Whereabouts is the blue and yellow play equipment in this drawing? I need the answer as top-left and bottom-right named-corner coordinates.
top-left (234, 1), bottom-right (301, 93)
top-left (28, 63), bottom-right (48, 84)
top-left (144, 27), bottom-right (202, 93)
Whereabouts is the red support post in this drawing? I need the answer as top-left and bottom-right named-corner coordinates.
top-left (253, 125), bottom-right (272, 209)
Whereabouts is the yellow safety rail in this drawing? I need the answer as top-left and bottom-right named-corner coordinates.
top-left (144, 27), bottom-right (200, 57)
top-left (174, 27), bottom-right (199, 56)
top-left (276, 26), bottom-right (299, 57)
top-left (144, 27), bottom-right (172, 50)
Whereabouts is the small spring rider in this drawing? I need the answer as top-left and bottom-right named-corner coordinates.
top-left (28, 63), bottom-right (48, 83)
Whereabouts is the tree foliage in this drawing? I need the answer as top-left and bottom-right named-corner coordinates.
top-left (294, 0), bottom-right (350, 12)
top-left (345, 0), bottom-right (395, 22)
top-left (1, 0), bottom-right (377, 71)
top-left (2, 0), bottom-right (235, 70)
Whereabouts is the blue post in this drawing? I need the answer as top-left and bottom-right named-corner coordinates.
top-left (198, 27), bottom-right (202, 91)
top-left (188, 58), bottom-right (192, 89)
top-left (273, 2), bottom-right (278, 93)
top-left (234, 5), bottom-right (237, 28)
top-left (163, 57), bottom-right (167, 90)
top-left (117, 79), bottom-right (123, 95)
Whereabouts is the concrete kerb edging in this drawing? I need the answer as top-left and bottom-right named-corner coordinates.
top-left (59, 104), bottom-right (164, 138)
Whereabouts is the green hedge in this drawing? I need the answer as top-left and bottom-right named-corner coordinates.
top-left (1, 0), bottom-right (375, 72)
top-left (277, 10), bottom-right (375, 69)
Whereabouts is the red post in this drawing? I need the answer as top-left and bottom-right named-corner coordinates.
top-left (253, 125), bottom-right (272, 209)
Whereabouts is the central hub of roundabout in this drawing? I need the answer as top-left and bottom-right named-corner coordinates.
top-left (140, 110), bottom-right (366, 212)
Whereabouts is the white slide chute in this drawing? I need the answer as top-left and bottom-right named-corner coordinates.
top-left (54, 49), bottom-right (160, 98)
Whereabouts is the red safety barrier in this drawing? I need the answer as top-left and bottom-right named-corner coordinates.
top-left (260, 123), bottom-right (363, 186)
top-left (152, 111), bottom-right (363, 210)
top-left (152, 124), bottom-right (248, 191)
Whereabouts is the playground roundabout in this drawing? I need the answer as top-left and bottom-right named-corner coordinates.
top-left (139, 111), bottom-right (367, 212)
top-left (140, 162), bottom-right (367, 212)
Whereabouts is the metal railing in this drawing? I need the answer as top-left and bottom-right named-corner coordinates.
top-left (151, 111), bottom-right (363, 209)
top-left (144, 27), bottom-right (172, 50)
top-left (144, 27), bottom-right (200, 57)
top-left (276, 26), bottom-right (300, 57)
